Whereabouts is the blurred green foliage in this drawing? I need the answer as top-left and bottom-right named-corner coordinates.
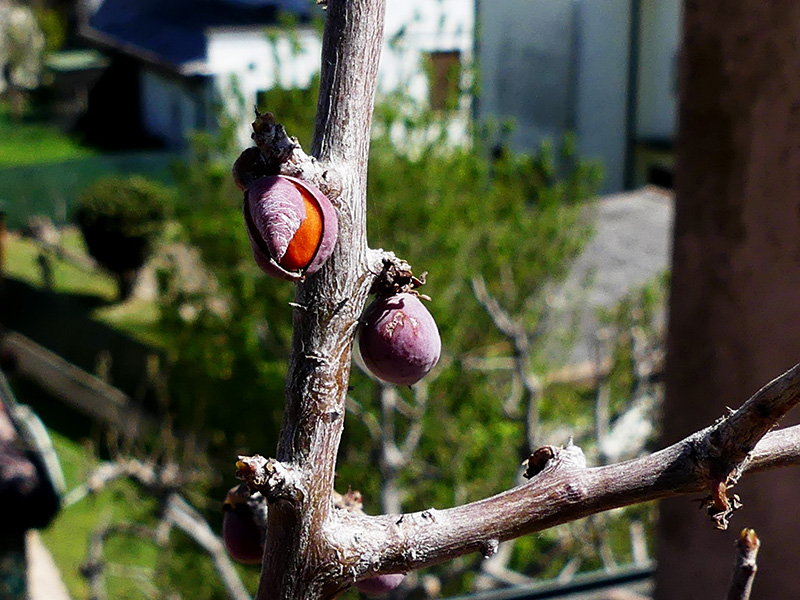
top-left (33, 6), bottom-right (67, 53)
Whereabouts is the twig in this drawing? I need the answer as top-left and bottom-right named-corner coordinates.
top-left (81, 521), bottom-right (155, 600)
top-left (164, 494), bottom-right (252, 600)
top-left (68, 458), bottom-right (252, 600)
top-left (472, 275), bottom-right (542, 454)
top-left (726, 529), bottom-right (760, 600)
top-left (345, 396), bottom-right (382, 441)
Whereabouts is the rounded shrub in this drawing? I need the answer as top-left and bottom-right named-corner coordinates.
top-left (76, 175), bottom-right (172, 299)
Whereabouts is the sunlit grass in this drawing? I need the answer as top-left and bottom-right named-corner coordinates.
top-left (3, 228), bottom-right (166, 345)
top-left (3, 229), bottom-right (117, 300)
top-left (40, 429), bottom-right (262, 600)
top-left (94, 299), bottom-right (165, 347)
top-left (41, 430), bottom-right (160, 599)
top-left (0, 116), bottom-right (94, 167)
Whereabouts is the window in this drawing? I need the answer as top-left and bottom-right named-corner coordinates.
top-left (425, 50), bottom-right (461, 112)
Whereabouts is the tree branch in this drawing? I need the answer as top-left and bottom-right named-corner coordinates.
top-left (316, 362), bottom-right (800, 585)
top-left (68, 458), bottom-right (251, 600)
top-left (164, 494), bottom-right (252, 600)
top-left (249, 1), bottom-right (387, 598)
top-left (80, 521), bottom-right (156, 600)
top-left (230, 0), bottom-right (800, 596)
top-left (472, 275), bottom-right (543, 454)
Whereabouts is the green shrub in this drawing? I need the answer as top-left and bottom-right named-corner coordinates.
top-left (76, 175), bottom-right (172, 299)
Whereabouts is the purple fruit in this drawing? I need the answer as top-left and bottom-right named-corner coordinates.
top-left (222, 486), bottom-right (265, 564)
top-left (355, 573), bottom-right (406, 597)
top-left (222, 509), bottom-right (264, 564)
top-left (244, 175), bottom-right (338, 281)
top-left (359, 293), bottom-right (441, 385)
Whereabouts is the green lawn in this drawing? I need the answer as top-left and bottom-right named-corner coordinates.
top-left (41, 428), bottom-right (263, 600)
top-left (0, 116), bottom-right (94, 167)
top-left (4, 229), bottom-right (117, 300)
top-left (3, 229), bottom-right (166, 345)
top-left (42, 430), bottom-right (161, 599)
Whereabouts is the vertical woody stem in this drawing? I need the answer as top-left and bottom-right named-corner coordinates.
top-left (256, 1), bottom-right (385, 599)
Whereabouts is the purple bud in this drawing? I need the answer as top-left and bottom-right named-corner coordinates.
top-left (355, 573), bottom-right (406, 597)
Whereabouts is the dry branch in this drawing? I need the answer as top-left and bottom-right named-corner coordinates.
top-left (69, 458), bottom-right (251, 600)
top-left (81, 522), bottom-right (156, 600)
top-left (472, 275), bottom-right (543, 454)
top-left (239, 362), bottom-right (800, 594)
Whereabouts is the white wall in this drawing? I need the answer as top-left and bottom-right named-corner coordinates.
top-left (379, 0), bottom-right (473, 101)
top-left (206, 2), bottom-right (475, 148)
top-left (206, 26), bottom-right (322, 147)
top-left (636, 0), bottom-right (682, 141)
top-left (479, 0), bottom-right (576, 150)
top-left (574, 0), bottom-right (632, 193)
top-left (480, 0), bottom-right (681, 193)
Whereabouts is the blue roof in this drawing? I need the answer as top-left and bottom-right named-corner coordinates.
top-left (89, 0), bottom-right (313, 67)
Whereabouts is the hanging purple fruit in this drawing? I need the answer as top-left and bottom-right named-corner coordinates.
top-left (359, 293), bottom-right (441, 386)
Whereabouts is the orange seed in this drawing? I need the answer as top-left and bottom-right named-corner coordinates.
top-left (279, 189), bottom-right (323, 271)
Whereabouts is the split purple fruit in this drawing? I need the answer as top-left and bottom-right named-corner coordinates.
top-left (244, 175), bottom-right (338, 281)
top-left (359, 293), bottom-right (441, 385)
top-left (355, 573), bottom-right (406, 597)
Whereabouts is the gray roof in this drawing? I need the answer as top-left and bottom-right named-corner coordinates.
top-left (545, 187), bottom-right (674, 367)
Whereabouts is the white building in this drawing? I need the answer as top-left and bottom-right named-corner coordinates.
top-left (80, 0), bottom-right (474, 149)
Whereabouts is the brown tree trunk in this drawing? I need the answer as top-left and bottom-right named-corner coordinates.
top-left (657, 2), bottom-right (800, 598)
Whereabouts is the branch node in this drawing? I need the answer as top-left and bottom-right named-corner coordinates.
top-left (370, 256), bottom-right (428, 298)
top-left (333, 488), bottom-right (364, 512)
top-left (235, 455), bottom-right (304, 503)
top-left (523, 443), bottom-right (586, 482)
top-left (421, 509), bottom-right (437, 522)
top-left (251, 110), bottom-right (296, 167)
top-left (522, 446), bottom-right (556, 479)
top-left (700, 483), bottom-right (743, 531)
top-left (319, 168), bottom-right (344, 199)
top-left (480, 539), bottom-right (500, 559)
